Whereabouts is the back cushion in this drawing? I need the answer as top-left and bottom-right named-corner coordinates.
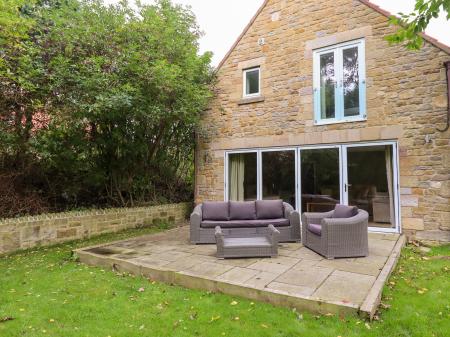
top-left (255, 200), bottom-right (284, 219)
top-left (332, 204), bottom-right (358, 218)
top-left (202, 202), bottom-right (229, 221)
top-left (229, 201), bottom-right (256, 220)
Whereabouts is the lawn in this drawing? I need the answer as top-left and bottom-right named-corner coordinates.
top-left (0, 226), bottom-right (449, 337)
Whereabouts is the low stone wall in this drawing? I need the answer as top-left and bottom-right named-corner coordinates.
top-left (0, 202), bottom-right (192, 255)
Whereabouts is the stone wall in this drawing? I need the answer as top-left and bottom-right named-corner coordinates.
top-left (195, 0), bottom-right (450, 242)
top-left (0, 203), bottom-right (192, 255)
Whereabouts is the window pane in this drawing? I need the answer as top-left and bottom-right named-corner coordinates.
top-left (228, 153), bottom-right (257, 201)
top-left (343, 46), bottom-right (360, 117)
top-left (320, 52), bottom-right (335, 119)
top-left (245, 69), bottom-right (259, 95)
top-left (301, 148), bottom-right (340, 212)
top-left (262, 151), bottom-right (296, 207)
top-left (347, 145), bottom-right (395, 229)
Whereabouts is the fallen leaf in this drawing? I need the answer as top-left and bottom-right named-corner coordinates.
top-left (365, 323), bottom-right (371, 329)
top-left (210, 316), bottom-right (221, 322)
top-left (230, 301), bottom-right (238, 306)
top-left (138, 287), bottom-right (145, 292)
top-left (261, 324), bottom-right (269, 328)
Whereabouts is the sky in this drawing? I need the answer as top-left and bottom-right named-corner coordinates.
top-left (104, 0), bottom-right (450, 66)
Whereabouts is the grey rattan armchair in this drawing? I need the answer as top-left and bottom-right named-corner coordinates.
top-left (301, 209), bottom-right (369, 259)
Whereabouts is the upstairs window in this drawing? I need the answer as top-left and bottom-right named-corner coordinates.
top-left (313, 39), bottom-right (366, 124)
top-left (243, 67), bottom-right (260, 97)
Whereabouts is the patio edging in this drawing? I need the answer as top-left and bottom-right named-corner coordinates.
top-left (359, 234), bottom-right (406, 320)
top-left (75, 246), bottom-right (360, 316)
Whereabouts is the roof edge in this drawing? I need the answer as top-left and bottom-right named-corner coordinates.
top-left (358, 0), bottom-right (450, 55)
top-left (216, 0), bottom-right (450, 71)
top-left (216, 0), bottom-right (270, 71)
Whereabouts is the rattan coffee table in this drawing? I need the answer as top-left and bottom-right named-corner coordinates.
top-left (215, 225), bottom-right (280, 259)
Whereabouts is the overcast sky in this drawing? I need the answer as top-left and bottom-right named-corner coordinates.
top-left (105, 0), bottom-right (450, 66)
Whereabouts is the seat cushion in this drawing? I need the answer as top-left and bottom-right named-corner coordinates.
top-left (201, 218), bottom-right (289, 229)
top-left (255, 200), bottom-right (284, 219)
top-left (332, 204), bottom-right (358, 218)
top-left (202, 202), bottom-right (229, 221)
top-left (307, 223), bottom-right (322, 236)
top-left (229, 201), bottom-right (256, 220)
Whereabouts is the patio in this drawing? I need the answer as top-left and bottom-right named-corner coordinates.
top-left (76, 226), bottom-right (405, 318)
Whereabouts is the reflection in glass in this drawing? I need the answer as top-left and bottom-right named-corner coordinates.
top-left (301, 148), bottom-right (340, 213)
top-left (245, 68), bottom-right (260, 96)
top-left (320, 52), bottom-right (335, 119)
top-left (343, 46), bottom-right (360, 117)
top-left (262, 151), bottom-right (296, 207)
top-left (347, 145), bottom-right (395, 228)
top-left (228, 153), bottom-right (257, 201)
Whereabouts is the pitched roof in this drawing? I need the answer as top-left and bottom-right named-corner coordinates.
top-left (216, 0), bottom-right (450, 70)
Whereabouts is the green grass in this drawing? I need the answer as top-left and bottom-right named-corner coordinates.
top-left (1, 227), bottom-right (449, 337)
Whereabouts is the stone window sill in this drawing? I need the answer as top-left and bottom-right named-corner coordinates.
top-left (238, 96), bottom-right (265, 105)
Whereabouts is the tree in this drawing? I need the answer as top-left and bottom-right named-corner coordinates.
top-left (387, 0), bottom-right (450, 50)
top-left (0, 0), bottom-right (214, 216)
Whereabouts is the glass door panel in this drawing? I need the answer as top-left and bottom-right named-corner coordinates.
top-left (300, 148), bottom-right (340, 213)
top-left (262, 150), bottom-right (296, 207)
top-left (342, 46), bottom-right (360, 117)
top-left (228, 152), bottom-right (257, 201)
top-left (345, 145), bottom-right (396, 229)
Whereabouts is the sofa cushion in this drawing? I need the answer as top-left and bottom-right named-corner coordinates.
top-left (229, 201), bottom-right (256, 220)
top-left (202, 202), bottom-right (229, 221)
top-left (255, 200), bottom-right (284, 219)
top-left (332, 204), bottom-right (358, 218)
top-left (201, 218), bottom-right (289, 229)
top-left (307, 223), bottom-right (322, 236)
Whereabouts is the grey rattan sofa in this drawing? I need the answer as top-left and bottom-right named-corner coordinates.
top-left (215, 225), bottom-right (280, 258)
top-left (301, 205), bottom-right (369, 259)
top-left (190, 200), bottom-right (300, 244)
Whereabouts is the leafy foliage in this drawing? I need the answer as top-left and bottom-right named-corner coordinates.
top-left (0, 0), bottom-right (214, 216)
top-left (386, 0), bottom-right (450, 50)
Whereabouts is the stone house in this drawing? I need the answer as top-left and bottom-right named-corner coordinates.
top-left (194, 0), bottom-right (450, 242)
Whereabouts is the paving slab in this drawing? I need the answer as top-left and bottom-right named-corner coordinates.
top-left (182, 261), bottom-right (234, 278)
top-left (76, 226), bottom-right (403, 317)
top-left (275, 266), bottom-right (333, 288)
top-left (266, 282), bottom-right (316, 297)
top-left (217, 267), bottom-right (261, 283)
top-left (316, 259), bottom-right (382, 276)
top-left (243, 271), bottom-right (280, 289)
top-left (312, 270), bottom-right (376, 305)
top-left (247, 260), bottom-right (291, 274)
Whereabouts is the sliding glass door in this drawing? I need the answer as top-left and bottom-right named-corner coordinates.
top-left (225, 141), bottom-right (399, 232)
top-left (343, 144), bottom-right (397, 230)
top-left (228, 152), bottom-right (257, 201)
top-left (300, 147), bottom-right (340, 213)
top-left (261, 150), bottom-right (296, 207)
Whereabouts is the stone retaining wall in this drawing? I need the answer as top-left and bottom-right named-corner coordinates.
top-left (0, 202), bottom-right (192, 255)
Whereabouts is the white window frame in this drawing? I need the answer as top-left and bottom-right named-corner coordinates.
top-left (224, 141), bottom-right (401, 234)
top-left (313, 39), bottom-right (366, 125)
top-left (243, 67), bottom-right (261, 98)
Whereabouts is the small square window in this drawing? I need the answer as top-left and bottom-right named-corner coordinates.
top-left (243, 67), bottom-right (260, 97)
